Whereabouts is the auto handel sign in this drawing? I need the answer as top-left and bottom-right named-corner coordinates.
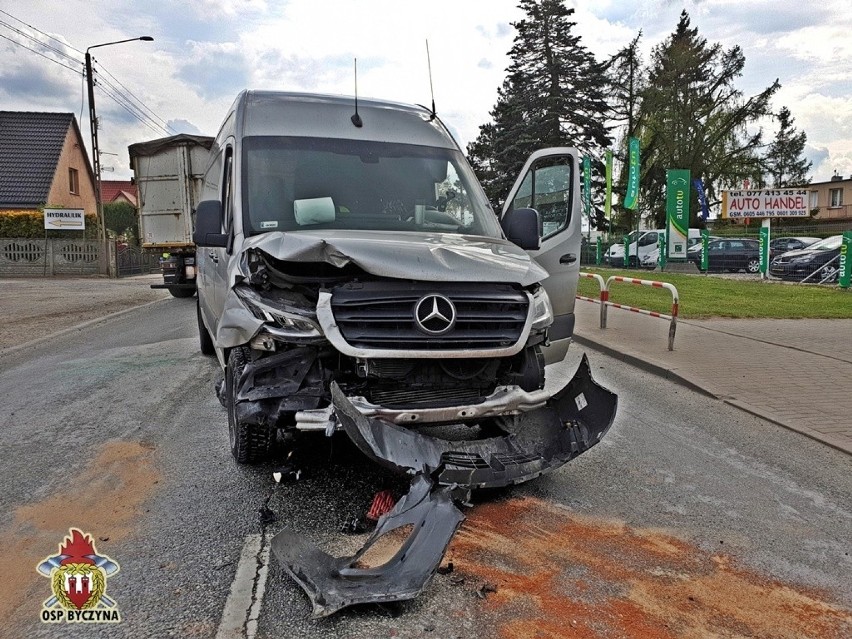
top-left (44, 208), bottom-right (85, 230)
top-left (721, 189), bottom-right (809, 218)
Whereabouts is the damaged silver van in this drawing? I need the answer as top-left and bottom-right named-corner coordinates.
top-left (194, 90), bottom-right (617, 615)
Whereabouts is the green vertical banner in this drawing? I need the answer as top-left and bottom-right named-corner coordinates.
top-left (759, 220), bottom-right (770, 277)
top-left (624, 137), bottom-right (640, 210)
top-left (658, 231), bottom-right (667, 269)
top-left (582, 155), bottom-right (592, 220)
top-left (840, 231), bottom-right (851, 288)
top-left (665, 169), bottom-right (690, 259)
top-left (623, 235), bottom-right (630, 268)
top-left (701, 229), bottom-right (709, 271)
top-left (596, 236), bottom-right (602, 266)
top-left (604, 149), bottom-right (613, 222)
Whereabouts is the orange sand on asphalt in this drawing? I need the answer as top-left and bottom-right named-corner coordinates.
top-left (0, 440), bottom-right (160, 623)
top-left (447, 497), bottom-right (852, 639)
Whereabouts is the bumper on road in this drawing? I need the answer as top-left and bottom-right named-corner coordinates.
top-left (271, 354), bottom-right (618, 616)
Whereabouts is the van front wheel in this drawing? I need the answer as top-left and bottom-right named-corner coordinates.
top-left (226, 348), bottom-right (270, 464)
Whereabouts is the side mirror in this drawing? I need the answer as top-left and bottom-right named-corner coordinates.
top-left (501, 207), bottom-right (541, 251)
top-left (193, 200), bottom-right (228, 247)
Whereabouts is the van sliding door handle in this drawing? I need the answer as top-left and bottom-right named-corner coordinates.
top-left (559, 253), bottom-right (577, 264)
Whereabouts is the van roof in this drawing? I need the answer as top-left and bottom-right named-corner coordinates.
top-left (234, 90), bottom-right (458, 149)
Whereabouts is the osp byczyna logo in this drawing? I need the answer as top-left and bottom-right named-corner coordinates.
top-left (36, 528), bottom-right (121, 623)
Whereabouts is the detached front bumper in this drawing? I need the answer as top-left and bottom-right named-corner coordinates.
top-left (333, 353), bottom-right (618, 489)
top-left (272, 354), bottom-right (617, 617)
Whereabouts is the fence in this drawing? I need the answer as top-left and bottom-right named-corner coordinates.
top-left (0, 238), bottom-right (161, 278)
top-left (577, 272), bottom-right (680, 350)
top-left (0, 238), bottom-right (102, 276)
top-left (581, 221), bottom-right (852, 268)
top-left (116, 244), bottom-right (160, 277)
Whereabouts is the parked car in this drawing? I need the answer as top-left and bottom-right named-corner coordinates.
top-left (769, 235), bottom-right (844, 282)
top-left (605, 229), bottom-right (664, 267)
top-left (689, 238), bottom-right (761, 273)
top-left (769, 236), bottom-right (820, 259)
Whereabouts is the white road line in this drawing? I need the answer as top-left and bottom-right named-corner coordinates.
top-left (216, 533), bottom-right (270, 639)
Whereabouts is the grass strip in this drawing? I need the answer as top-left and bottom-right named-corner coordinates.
top-left (574, 268), bottom-right (852, 319)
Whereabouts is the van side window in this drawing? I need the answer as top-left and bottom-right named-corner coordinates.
top-left (508, 157), bottom-right (573, 239)
top-left (222, 148), bottom-right (234, 234)
top-left (202, 150), bottom-right (222, 202)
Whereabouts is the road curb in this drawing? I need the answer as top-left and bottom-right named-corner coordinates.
top-left (721, 398), bottom-right (852, 456)
top-left (0, 297), bottom-right (172, 360)
top-left (574, 332), bottom-right (852, 457)
top-left (572, 333), bottom-right (717, 399)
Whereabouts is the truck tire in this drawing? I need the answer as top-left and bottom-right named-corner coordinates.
top-left (197, 300), bottom-right (215, 356)
top-left (226, 348), bottom-right (270, 464)
top-left (168, 287), bottom-right (196, 298)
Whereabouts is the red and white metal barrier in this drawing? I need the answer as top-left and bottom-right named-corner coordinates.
top-left (577, 272), bottom-right (680, 351)
top-left (577, 272), bottom-right (607, 328)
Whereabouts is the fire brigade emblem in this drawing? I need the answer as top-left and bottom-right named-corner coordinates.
top-left (37, 529), bottom-right (121, 623)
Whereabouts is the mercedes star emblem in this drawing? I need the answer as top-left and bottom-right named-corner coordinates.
top-left (414, 294), bottom-right (456, 335)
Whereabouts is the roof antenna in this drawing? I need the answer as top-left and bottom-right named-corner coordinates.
top-left (426, 40), bottom-right (436, 121)
top-left (351, 58), bottom-right (363, 128)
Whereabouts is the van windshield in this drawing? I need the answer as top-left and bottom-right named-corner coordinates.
top-left (241, 136), bottom-right (502, 238)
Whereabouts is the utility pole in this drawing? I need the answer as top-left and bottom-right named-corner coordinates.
top-left (84, 37), bottom-right (153, 249)
top-left (84, 50), bottom-right (103, 243)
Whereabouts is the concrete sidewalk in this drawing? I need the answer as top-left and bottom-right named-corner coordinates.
top-left (572, 299), bottom-right (852, 455)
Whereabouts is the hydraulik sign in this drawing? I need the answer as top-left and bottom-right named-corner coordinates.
top-left (43, 208), bottom-right (85, 230)
top-left (721, 189), bottom-right (808, 218)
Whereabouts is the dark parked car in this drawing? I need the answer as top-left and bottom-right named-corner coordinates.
top-left (769, 236), bottom-right (820, 259)
top-left (689, 238), bottom-right (761, 273)
top-left (769, 235), bottom-right (844, 282)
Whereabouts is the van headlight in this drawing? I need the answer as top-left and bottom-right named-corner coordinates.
top-left (234, 285), bottom-right (322, 336)
top-left (531, 288), bottom-right (554, 330)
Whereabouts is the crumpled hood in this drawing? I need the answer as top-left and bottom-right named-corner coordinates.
top-left (239, 230), bottom-right (549, 286)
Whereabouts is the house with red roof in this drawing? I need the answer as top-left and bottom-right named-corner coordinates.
top-left (100, 180), bottom-right (138, 207)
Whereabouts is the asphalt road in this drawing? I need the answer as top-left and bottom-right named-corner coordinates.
top-left (1, 298), bottom-right (850, 638)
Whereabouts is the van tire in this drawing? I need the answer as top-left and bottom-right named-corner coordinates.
top-left (168, 286), bottom-right (196, 298)
top-left (226, 348), bottom-right (270, 464)
top-left (197, 299), bottom-right (215, 356)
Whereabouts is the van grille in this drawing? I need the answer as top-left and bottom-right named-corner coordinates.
top-left (330, 282), bottom-right (529, 351)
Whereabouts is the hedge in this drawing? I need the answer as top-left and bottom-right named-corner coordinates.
top-left (0, 209), bottom-right (101, 239)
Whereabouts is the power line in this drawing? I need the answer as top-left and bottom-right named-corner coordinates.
top-left (0, 19), bottom-right (81, 65)
top-left (97, 63), bottom-right (176, 134)
top-left (1, 10), bottom-right (177, 140)
top-left (97, 82), bottom-right (169, 136)
top-left (95, 71), bottom-right (171, 135)
top-left (0, 9), bottom-right (83, 54)
top-left (0, 32), bottom-right (81, 74)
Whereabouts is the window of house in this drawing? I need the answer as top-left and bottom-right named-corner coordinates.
top-left (68, 168), bottom-right (79, 195)
top-left (829, 188), bottom-right (843, 207)
top-left (809, 190), bottom-right (818, 208)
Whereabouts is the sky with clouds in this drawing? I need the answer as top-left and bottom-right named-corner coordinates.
top-left (1, 0), bottom-right (850, 184)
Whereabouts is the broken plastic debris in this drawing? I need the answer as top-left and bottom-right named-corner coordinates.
top-left (339, 516), bottom-right (370, 535)
top-left (476, 582), bottom-right (498, 599)
top-left (271, 474), bottom-right (464, 617)
top-left (366, 489), bottom-right (396, 521)
top-left (258, 504), bottom-right (277, 525)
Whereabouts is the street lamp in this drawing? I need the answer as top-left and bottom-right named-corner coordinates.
top-left (85, 36), bottom-right (153, 246)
